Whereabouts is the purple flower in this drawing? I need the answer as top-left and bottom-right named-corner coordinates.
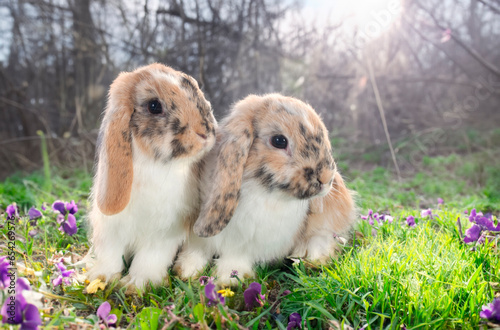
top-left (287, 312), bottom-right (302, 329)
top-left (97, 301), bottom-right (118, 327)
top-left (437, 198), bottom-right (444, 205)
top-left (54, 202), bottom-right (78, 236)
top-left (198, 276), bottom-right (213, 286)
top-left (406, 216), bottom-right (416, 227)
top-left (204, 279), bottom-right (225, 306)
top-left (244, 282), bottom-right (265, 310)
top-left (0, 278), bottom-right (42, 329)
top-left (5, 203), bottom-right (18, 219)
top-left (282, 290), bottom-right (292, 297)
top-left (52, 259), bottom-right (74, 287)
top-left (421, 209), bottom-right (433, 219)
top-left (464, 209), bottom-right (500, 243)
top-left (362, 210), bottom-right (393, 226)
top-left (59, 214), bottom-right (77, 236)
top-left (52, 200), bottom-right (78, 216)
top-left (230, 270), bottom-right (238, 278)
top-left (28, 207), bottom-right (42, 222)
top-left (360, 209), bottom-right (373, 220)
top-left (479, 298), bottom-right (500, 321)
top-left (0, 256), bottom-right (10, 289)
top-left (464, 224), bottom-right (482, 243)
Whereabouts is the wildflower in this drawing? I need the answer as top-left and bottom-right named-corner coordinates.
top-left (217, 288), bottom-right (235, 297)
top-left (53, 200), bottom-right (78, 236)
top-left (360, 209), bottom-right (373, 220)
top-left (0, 256), bottom-right (10, 289)
top-left (421, 209), bottom-right (433, 219)
top-left (52, 259), bottom-right (74, 287)
top-left (287, 312), bottom-right (302, 329)
top-left (464, 209), bottom-right (500, 244)
top-left (361, 210), bottom-right (393, 225)
top-left (28, 207), bottom-right (42, 222)
top-left (41, 203), bottom-right (47, 211)
top-left (86, 278), bottom-right (106, 294)
top-left (204, 279), bottom-right (225, 306)
top-left (5, 203), bottom-right (18, 219)
top-left (464, 224), bottom-right (482, 244)
top-left (282, 290), bottom-right (292, 296)
top-left (406, 216), bottom-right (416, 227)
top-left (52, 200), bottom-right (78, 215)
top-left (230, 270), bottom-right (238, 278)
top-left (437, 198), bottom-right (444, 205)
top-left (479, 298), bottom-right (500, 321)
top-left (97, 301), bottom-right (118, 328)
top-left (244, 282), bottom-right (265, 310)
top-left (198, 276), bottom-right (214, 286)
top-left (0, 278), bottom-right (42, 329)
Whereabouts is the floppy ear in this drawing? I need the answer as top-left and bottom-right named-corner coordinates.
top-left (193, 96), bottom-right (262, 237)
top-left (95, 72), bottom-right (136, 216)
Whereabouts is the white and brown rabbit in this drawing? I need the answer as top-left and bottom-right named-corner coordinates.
top-left (86, 63), bottom-right (217, 290)
top-left (175, 93), bottom-right (356, 285)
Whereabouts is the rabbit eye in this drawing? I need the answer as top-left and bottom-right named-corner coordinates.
top-left (147, 99), bottom-right (162, 114)
top-left (271, 135), bottom-right (288, 149)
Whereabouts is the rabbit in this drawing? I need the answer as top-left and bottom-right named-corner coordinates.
top-left (174, 93), bottom-right (356, 285)
top-left (86, 63), bottom-right (217, 290)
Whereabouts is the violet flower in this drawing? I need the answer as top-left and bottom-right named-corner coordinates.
top-left (28, 207), bottom-right (42, 222)
top-left (52, 200), bottom-right (78, 236)
top-left (97, 301), bottom-right (117, 328)
top-left (230, 270), bottom-right (238, 278)
top-left (5, 203), bottom-right (18, 219)
top-left (361, 210), bottom-right (393, 226)
top-left (406, 216), bottom-right (416, 227)
top-left (198, 276), bottom-right (214, 286)
top-left (437, 198), bottom-right (444, 205)
top-left (463, 209), bottom-right (500, 244)
top-left (52, 259), bottom-right (74, 287)
top-left (0, 278), bottom-right (42, 329)
top-left (421, 209), bottom-right (433, 219)
top-left (463, 224), bottom-right (482, 243)
top-left (244, 282), bottom-right (265, 310)
top-left (0, 256), bottom-right (10, 289)
top-left (479, 298), bottom-right (500, 322)
top-left (287, 312), bottom-right (302, 329)
top-left (204, 279), bottom-right (225, 306)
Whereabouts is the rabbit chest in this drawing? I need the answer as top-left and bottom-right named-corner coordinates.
top-left (120, 147), bottom-right (197, 238)
top-left (213, 179), bottom-right (309, 261)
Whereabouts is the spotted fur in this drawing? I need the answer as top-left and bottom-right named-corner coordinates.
top-left (88, 63), bottom-right (217, 290)
top-left (176, 93), bottom-right (355, 285)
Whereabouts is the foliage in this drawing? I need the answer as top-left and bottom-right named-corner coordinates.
top-left (0, 149), bottom-right (499, 329)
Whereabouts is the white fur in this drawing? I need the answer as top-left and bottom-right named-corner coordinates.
top-left (88, 139), bottom-right (197, 288)
top-left (177, 179), bottom-right (309, 284)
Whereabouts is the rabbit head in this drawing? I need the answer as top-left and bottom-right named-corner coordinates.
top-left (194, 93), bottom-right (336, 237)
top-left (94, 63), bottom-right (216, 216)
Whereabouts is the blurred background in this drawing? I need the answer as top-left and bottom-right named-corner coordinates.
top-left (0, 0), bottom-right (499, 207)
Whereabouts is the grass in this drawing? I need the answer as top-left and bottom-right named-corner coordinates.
top-left (0, 146), bottom-right (499, 329)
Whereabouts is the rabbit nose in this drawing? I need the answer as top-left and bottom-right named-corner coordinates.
top-left (318, 171), bottom-right (334, 186)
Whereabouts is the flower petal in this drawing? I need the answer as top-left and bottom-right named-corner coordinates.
top-left (62, 214), bottom-right (78, 236)
top-left (52, 201), bottom-right (67, 215)
top-left (97, 301), bottom-right (111, 321)
top-left (22, 303), bottom-right (42, 329)
top-left (464, 224), bottom-right (482, 243)
top-left (28, 207), bottom-right (42, 221)
top-left (65, 200), bottom-right (78, 215)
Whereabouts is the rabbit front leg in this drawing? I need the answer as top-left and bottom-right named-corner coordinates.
top-left (87, 231), bottom-right (127, 283)
top-left (123, 236), bottom-right (184, 290)
top-left (175, 236), bottom-right (213, 279)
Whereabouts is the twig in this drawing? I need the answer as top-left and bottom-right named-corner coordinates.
top-left (366, 59), bottom-right (402, 181)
